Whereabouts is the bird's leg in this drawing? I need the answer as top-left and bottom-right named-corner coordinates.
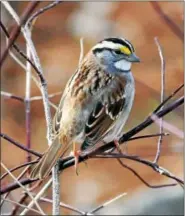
top-left (73, 142), bottom-right (81, 176)
top-left (114, 139), bottom-right (123, 154)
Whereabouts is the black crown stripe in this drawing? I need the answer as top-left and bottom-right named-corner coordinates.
top-left (100, 37), bottom-right (134, 52)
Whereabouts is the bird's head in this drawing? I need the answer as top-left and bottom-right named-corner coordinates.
top-left (92, 37), bottom-right (140, 74)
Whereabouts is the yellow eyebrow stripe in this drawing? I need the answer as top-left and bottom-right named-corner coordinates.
top-left (120, 46), bottom-right (131, 55)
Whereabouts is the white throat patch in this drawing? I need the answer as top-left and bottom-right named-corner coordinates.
top-left (114, 59), bottom-right (131, 71)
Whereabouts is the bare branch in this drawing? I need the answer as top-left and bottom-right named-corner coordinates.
top-left (10, 193), bottom-right (28, 215)
top-left (0, 2), bottom-right (40, 66)
top-left (153, 37), bottom-right (165, 163)
top-left (1, 161), bottom-right (37, 181)
top-left (1, 91), bottom-right (24, 102)
top-left (88, 193), bottom-right (127, 215)
top-left (93, 153), bottom-right (183, 186)
top-left (114, 138), bottom-right (176, 190)
top-left (1, 20), bottom-right (58, 112)
top-left (1, 91), bottom-right (61, 112)
top-left (152, 84), bottom-right (184, 114)
top-left (35, 195), bottom-right (86, 215)
top-left (2, 1), bottom-right (52, 138)
top-left (119, 96), bottom-right (183, 144)
top-left (2, 197), bottom-right (42, 215)
top-left (1, 19), bottom-right (60, 114)
top-left (116, 157), bottom-right (176, 188)
top-left (0, 132), bottom-right (167, 182)
top-left (52, 161), bottom-right (60, 215)
top-left (128, 132), bottom-right (169, 142)
top-left (0, 165), bottom-right (29, 209)
top-left (0, 21), bottom-right (43, 87)
top-left (20, 178), bottom-right (52, 215)
top-left (2, 3), bottom-right (60, 213)
top-left (1, 162), bottom-right (45, 215)
top-left (27, 0), bottom-right (63, 27)
top-left (1, 133), bottom-right (42, 157)
top-left (25, 27), bottom-right (32, 169)
top-left (0, 21), bottom-right (38, 76)
top-left (30, 91), bottom-right (62, 101)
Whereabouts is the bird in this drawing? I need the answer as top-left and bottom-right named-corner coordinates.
top-left (30, 37), bottom-right (140, 180)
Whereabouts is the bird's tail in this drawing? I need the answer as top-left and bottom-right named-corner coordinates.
top-left (30, 136), bottom-right (70, 180)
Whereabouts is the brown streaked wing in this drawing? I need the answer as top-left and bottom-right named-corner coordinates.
top-left (52, 97), bottom-right (65, 135)
top-left (81, 96), bottom-right (125, 151)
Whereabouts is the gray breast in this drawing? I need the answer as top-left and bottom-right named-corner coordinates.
top-left (103, 72), bottom-right (135, 143)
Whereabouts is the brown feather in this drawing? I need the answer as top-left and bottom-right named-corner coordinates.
top-left (30, 136), bottom-right (71, 180)
top-left (82, 76), bottom-right (126, 150)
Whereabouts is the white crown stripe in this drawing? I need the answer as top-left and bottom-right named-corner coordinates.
top-left (92, 41), bottom-right (125, 51)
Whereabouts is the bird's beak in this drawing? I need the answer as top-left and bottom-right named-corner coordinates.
top-left (128, 53), bottom-right (140, 63)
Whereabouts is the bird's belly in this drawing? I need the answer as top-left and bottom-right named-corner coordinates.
top-left (102, 110), bottom-right (128, 143)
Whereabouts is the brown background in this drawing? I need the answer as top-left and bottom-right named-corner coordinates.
top-left (1, 1), bottom-right (184, 215)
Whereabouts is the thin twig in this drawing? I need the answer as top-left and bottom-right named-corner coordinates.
top-left (119, 96), bottom-right (184, 144)
top-left (3, 0), bottom-right (51, 143)
top-left (92, 153), bottom-right (183, 185)
top-left (1, 197), bottom-right (42, 215)
top-left (11, 193), bottom-right (28, 216)
top-left (153, 37), bottom-right (165, 163)
top-left (116, 157), bottom-right (176, 189)
top-left (1, 91), bottom-right (61, 102)
top-left (3, 3), bottom-right (60, 214)
top-left (27, 2), bottom-right (65, 213)
top-left (1, 20), bottom-right (39, 86)
top-left (1, 133), bottom-right (42, 157)
top-left (0, 165), bottom-right (29, 209)
top-left (1, 91), bottom-right (61, 112)
top-left (20, 178), bottom-right (52, 215)
top-left (1, 162), bottom-right (45, 215)
top-left (152, 84), bottom-right (184, 114)
top-left (6, 36), bottom-right (30, 75)
top-left (0, 1), bottom-right (40, 66)
top-left (1, 91), bottom-right (24, 102)
top-left (1, 20), bottom-right (58, 115)
top-left (27, 0), bottom-right (63, 27)
top-left (30, 91), bottom-right (62, 101)
top-left (2, 19), bottom-right (61, 113)
top-left (25, 27), bottom-right (32, 170)
top-left (0, 21), bottom-right (43, 86)
top-left (115, 139), bottom-right (176, 189)
top-left (1, 21), bottom-right (59, 111)
top-left (151, 2), bottom-right (183, 41)
top-left (128, 132), bottom-right (169, 142)
top-left (34, 195), bottom-right (86, 215)
top-left (87, 193), bottom-right (127, 215)
top-left (1, 161), bottom-right (37, 181)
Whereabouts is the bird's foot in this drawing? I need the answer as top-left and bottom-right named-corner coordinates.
top-left (73, 150), bottom-right (81, 176)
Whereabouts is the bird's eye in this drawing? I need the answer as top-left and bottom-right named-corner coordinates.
top-left (113, 50), bottom-right (122, 55)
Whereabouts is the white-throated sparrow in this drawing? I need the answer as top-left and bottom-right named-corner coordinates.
top-left (30, 37), bottom-right (140, 179)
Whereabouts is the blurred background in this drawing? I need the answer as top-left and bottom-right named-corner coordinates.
top-left (1, 1), bottom-right (184, 215)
